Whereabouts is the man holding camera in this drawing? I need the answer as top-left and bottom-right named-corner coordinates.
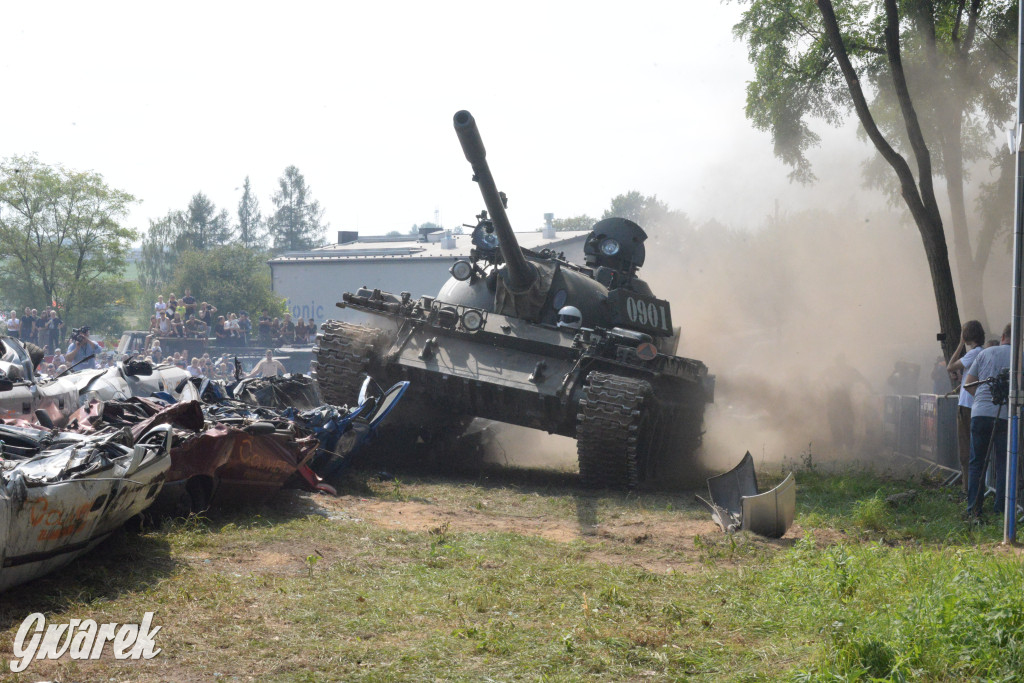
top-left (964, 323), bottom-right (1012, 519)
top-left (66, 327), bottom-right (102, 370)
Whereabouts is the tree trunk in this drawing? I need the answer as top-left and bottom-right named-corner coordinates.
top-left (941, 129), bottom-right (988, 327)
top-left (818, 0), bottom-right (962, 360)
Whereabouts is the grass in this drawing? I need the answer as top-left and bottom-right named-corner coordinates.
top-left (0, 464), bottom-right (1021, 681)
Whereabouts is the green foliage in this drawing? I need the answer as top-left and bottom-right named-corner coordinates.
top-left (602, 191), bottom-right (691, 233)
top-left (733, 0), bottom-right (1016, 183)
top-left (138, 192), bottom-right (234, 294)
top-left (138, 209), bottom-right (182, 293)
top-left (236, 176), bottom-right (265, 250)
top-left (733, 0), bottom-right (1015, 332)
top-left (170, 245), bottom-right (285, 318)
top-left (551, 214), bottom-right (596, 232)
top-left (267, 165), bottom-right (327, 253)
top-left (850, 493), bottom-right (891, 532)
top-left (0, 154), bottom-right (137, 326)
top-left (180, 191), bottom-right (232, 250)
top-left (409, 221), bottom-right (441, 236)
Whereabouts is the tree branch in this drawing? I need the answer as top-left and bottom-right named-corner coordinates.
top-left (961, 0), bottom-right (982, 56)
top-left (815, 0), bottom-right (929, 221)
top-left (882, 0), bottom-right (943, 226)
top-left (952, 0), bottom-right (967, 44)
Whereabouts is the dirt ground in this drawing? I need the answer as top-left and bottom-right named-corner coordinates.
top-left (193, 483), bottom-right (837, 577)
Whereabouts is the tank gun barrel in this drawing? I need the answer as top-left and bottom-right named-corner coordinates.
top-left (453, 110), bottom-right (537, 292)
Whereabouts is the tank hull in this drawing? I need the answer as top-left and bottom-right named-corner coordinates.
top-left (314, 295), bottom-right (711, 488)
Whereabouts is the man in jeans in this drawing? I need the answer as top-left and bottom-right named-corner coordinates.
top-left (964, 323), bottom-right (1012, 519)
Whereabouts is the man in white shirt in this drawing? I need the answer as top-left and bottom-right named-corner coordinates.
top-left (964, 323), bottom-right (1012, 518)
top-left (6, 311), bottom-right (21, 339)
top-left (947, 320), bottom-right (986, 493)
top-left (247, 349), bottom-right (287, 378)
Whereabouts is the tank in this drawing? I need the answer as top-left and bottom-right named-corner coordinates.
top-left (313, 110), bottom-right (713, 488)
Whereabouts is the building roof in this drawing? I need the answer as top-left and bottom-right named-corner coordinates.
top-left (268, 231), bottom-right (589, 265)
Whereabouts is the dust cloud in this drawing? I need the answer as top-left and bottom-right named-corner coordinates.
top-left (644, 202), bottom-right (1011, 472)
top-left (473, 199), bottom-right (1012, 477)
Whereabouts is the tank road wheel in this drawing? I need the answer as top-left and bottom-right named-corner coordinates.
top-left (576, 372), bottom-right (654, 490)
top-left (313, 321), bottom-right (388, 407)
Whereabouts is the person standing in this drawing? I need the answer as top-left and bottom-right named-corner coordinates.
top-left (964, 323), bottom-right (1012, 519)
top-left (181, 289), bottom-right (197, 319)
top-left (66, 327), bottom-right (103, 370)
top-left (947, 320), bottom-right (986, 493)
top-left (237, 312), bottom-right (252, 346)
top-left (247, 349), bottom-right (287, 378)
top-left (5, 310), bottom-right (20, 339)
top-left (21, 308), bottom-right (37, 345)
top-left (198, 302), bottom-right (217, 338)
top-left (258, 312), bottom-right (272, 345)
top-left (45, 309), bottom-right (64, 350)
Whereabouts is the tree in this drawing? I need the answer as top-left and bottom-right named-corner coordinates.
top-left (409, 222), bottom-right (441, 236)
top-left (170, 245), bottom-right (285, 319)
top-left (237, 176), bottom-right (265, 249)
top-left (552, 215), bottom-right (596, 232)
top-left (602, 192), bottom-right (692, 233)
top-left (734, 0), bottom-right (1017, 358)
top-left (0, 155), bottom-right (137, 322)
top-left (179, 192), bottom-right (232, 251)
top-left (138, 192), bottom-right (233, 297)
top-left (138, 209), bottom-right (185, 293)
top-left (268, 166), bottom-right (327, 252)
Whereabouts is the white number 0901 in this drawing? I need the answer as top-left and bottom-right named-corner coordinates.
top-left (625, 296), bottom-right (669, 332)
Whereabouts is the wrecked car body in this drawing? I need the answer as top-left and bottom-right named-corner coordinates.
top-left (64, 396), bottom-right (317, 515)
top-left (72, 359), bottom-right (189, 406)
top-left (0, 422), bottom-right (172, 592)
top-left (67, 374), bottom-right (409, 516)
top-left (0, 337), bottom-right (80, 427)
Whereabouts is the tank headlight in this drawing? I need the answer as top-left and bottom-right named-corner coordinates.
top-left (461, 309), bottom-right (485, 332)
top-left (450, 259), bottom-right (473, 281)
top-left (600, 238), bottom-right (620, 256)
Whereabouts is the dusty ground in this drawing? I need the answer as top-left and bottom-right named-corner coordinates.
top-left (177, 475), bottom-right (839, 579)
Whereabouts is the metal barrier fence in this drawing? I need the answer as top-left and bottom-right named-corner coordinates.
top-left (882, 394), bottom-right (960, 481)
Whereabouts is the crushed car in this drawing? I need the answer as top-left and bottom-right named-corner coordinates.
top-left (0, 421), bottom-right (172, 592)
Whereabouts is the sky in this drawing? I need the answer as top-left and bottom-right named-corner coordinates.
top-left (1, 0), bottom-right (878, 240)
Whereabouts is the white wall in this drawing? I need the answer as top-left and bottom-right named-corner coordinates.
top-left (271, 234), bottom-right (587, 323)
top-left (272, 259), bottom-right (454, 322)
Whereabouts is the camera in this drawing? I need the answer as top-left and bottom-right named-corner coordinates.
top-left (70, 326), bottom-right (89, 344)
top-left (991, 368), bottom-right (1011, 406)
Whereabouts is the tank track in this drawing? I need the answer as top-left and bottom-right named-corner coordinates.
top-left (576, 372), bottom-right (652, 489)
top-left (312, 321), bottom-right (387, 407)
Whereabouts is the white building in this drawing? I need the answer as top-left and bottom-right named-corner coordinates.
top-left (268, 228), bottom-right (590, 323)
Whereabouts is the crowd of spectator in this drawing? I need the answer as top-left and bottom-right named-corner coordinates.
top-left (146, 289), bottom-right (316, 349)
top-left (3, 292), bottom-right (315, 380)
top-left (1, 305), bottom-right (66, 353)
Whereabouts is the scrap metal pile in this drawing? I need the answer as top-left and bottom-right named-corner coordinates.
top-left (0, 336), bottom-right (408, 592)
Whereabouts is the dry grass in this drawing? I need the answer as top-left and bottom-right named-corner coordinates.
top-left (1, 466), bottom-right (1020, 681)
